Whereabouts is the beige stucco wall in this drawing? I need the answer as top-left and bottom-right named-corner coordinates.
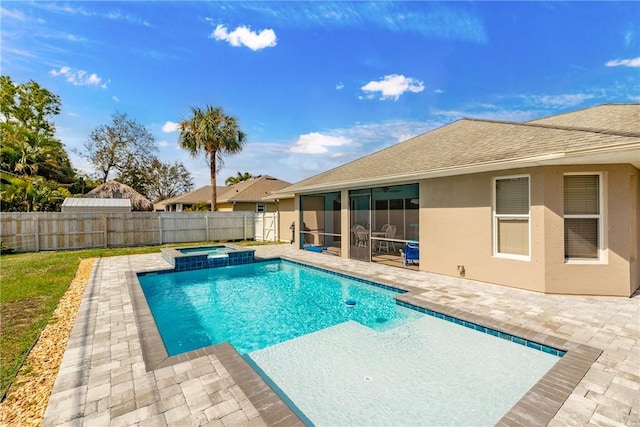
top-left (420, 164), bottom-right (639, 297)
top-left (217, 202), bottom-right (279, 212)
top-left (300, 196), bottom-right (326, 245)
top-left (542, 165), bottom-right (639, 296)
top-left (421, 169), bottom-right (546, 293)
top-left (276, 198), bottom-right (296, 243)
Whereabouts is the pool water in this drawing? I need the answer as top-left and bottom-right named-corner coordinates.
top-left (178, 245), bottom-right (233, 257)
top-left (138, 259), bottom-right (562, 426)
top-left (138, 260), bottom-right (422, 355)
top-left (249, 319), bottom-right (559, 426)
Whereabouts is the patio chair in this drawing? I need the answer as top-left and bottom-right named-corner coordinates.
top-left (352, 224), bottom-right (368, 247)
top-left (378, 224), bottom-right (397, 252)
top-left (400, 241), bottom-right (419, 267)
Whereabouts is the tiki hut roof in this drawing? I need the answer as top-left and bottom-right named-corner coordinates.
top-left (86, 180), bottom-right (153, 211)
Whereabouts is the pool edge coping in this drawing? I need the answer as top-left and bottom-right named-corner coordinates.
top-left (129, 255), bottom-right (603, 427)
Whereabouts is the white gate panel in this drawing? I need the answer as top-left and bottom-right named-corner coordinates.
top-left (255, 212), bottom-right (277, 242)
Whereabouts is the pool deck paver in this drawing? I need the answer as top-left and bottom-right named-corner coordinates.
top-left (42, 244), bottom-right (640, 426)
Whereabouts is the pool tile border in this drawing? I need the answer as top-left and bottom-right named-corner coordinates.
top-left (395, 300), bottom-right (565, 357)
top-left (129, 256), bottom-right (603, 427)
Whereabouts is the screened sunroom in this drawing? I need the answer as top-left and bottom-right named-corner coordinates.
top-left (299, 183), bottom-right (419, 268)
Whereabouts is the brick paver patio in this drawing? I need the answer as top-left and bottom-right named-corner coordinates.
top-left (43, 244), bottom-right (639, 426)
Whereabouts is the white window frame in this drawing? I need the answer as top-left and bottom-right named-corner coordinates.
top-left (493, 174), bottom-right (531, 261)
top-left (256, 203), bottom-right (266, 213)
top-left (563, 172), bottom-right (604, 263)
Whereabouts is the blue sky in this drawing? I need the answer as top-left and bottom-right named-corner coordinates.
top-left (2, 1), bottom-right (639, 187)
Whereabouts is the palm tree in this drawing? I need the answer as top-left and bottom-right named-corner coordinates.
top-left (225, 171), bottom-right (253, 186)
top-left (178, 105), bottom-right (246, 211)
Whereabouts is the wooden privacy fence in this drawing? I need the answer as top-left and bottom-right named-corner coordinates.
top-left (0, 211), bottom-right (278, 252)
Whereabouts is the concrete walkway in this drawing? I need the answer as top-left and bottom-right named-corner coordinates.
top-left (43, 244), bottom-right (639, 426)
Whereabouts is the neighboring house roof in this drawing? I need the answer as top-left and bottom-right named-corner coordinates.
top-left (276, 103), bottom-right (640, 195)
top-left (218, 175), bottom-right (291, 203)
top-left (155, 175), bottom-right (291, 208)
top-left (158, 186), bottom-right (226, 206)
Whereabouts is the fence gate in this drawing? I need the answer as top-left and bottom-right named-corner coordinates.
top-left (255, 212), bottom-right (277, 242)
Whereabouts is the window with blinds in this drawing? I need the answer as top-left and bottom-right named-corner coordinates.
top-left (494, 176), bottom-right (530, 258)
top-left (564, 174), bottom-right (600, 260)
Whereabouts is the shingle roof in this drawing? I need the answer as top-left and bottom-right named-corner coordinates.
top-left (159, 186), bottom-right (225, 205)
top-left (218, 175), bottom-right (291, 202)
top-left (278, 103), bottom-right (640, 194)
top-left (527, 103), bottom-right (640, 135)
top-left (157, 175), bottom-right (291, 206)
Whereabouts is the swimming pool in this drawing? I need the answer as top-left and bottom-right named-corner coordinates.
top-left (138, 259), bottom-right (422, 355)
top-left (138, 259), bottom-right (563, 426)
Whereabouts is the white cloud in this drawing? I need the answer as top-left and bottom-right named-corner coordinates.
top-left (212, 24), bottom-right (277, 51)
top-left (605, 57), bottom-right (640, 68)
top-left (105, 10), bottom-right (150, 26)
top-left (49, 66), bottom-right (106, 87)
top-left (112, 96), bottom-right (120, 102)
top-left (529, 93), bottom-right (595, 108)
top-left (336, 82), bottom-right (344, 91)
top-left (2, 7), bottom-right (28, 21)
top-left (158, 140), bottom-right (170, 148)
top-left (361, 74), bottom-right (424, 100)
top-left (162, 121), bottom-right (180, 133)
top-left (288, 132), bottom-right (352, 154)
top-left (230, 3), bottom-right (487, 44)
top-left (625, 31), bottom-right (634, 47)
top-left (1, 6), bottom-right (45, 23)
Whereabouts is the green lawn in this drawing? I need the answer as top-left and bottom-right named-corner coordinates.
top-left (0, 241), bottom-right (268, 398)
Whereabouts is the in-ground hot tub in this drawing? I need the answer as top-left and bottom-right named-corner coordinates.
top-left (161, 244), bottom-right (255, 271)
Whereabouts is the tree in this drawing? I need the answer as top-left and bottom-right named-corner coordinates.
top-left (0, 76), bottom-right (76, 211)
top-left (144, 158), bottom-right (194, 202)
top-left (0, 174), bottom-right (70, 212)
top-left (178, 105), bottom-right (246, 211)
top-left (82, 112), bottom-right (157, 184)
top-left (1, 76), bottom-right (75, 184)
top-left (115, 154), bottom-right (151, 196)
top-left (225, 171), bottom-right (253, 186)
top-left (69, 173), bottom-right (101, 195)
top-left (0, 75), bottom-right (61, 138)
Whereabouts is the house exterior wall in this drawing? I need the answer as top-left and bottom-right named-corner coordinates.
top-left (301, 196), bottom-right (326, 245)
top-left (217, 202), bottom-right (279, 213)
top-left (542, 165), bottom-right (639, 296)
top-left (420, 164), bottom-right (639, 297)
top-left (277, 198), bottom-right (296, 243)
top-left (421, 169), bottom-right (547, 293)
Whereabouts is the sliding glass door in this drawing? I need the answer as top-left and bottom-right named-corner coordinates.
top-left (349, 190), bottom-right (371, 262)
